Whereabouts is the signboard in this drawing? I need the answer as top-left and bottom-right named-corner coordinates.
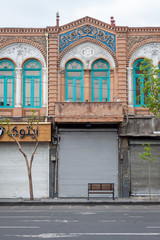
top-left (0, 122), bottom-right (51, 142)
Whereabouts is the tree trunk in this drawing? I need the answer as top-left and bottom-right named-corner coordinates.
top-left (28, 170), bottom-right (34, 200)
top-left (149, 162), bottom-right (151, 200)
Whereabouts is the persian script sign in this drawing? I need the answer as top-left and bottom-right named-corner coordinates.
top-left (59, 25), bottom-right (116, 54)
top-left (0, 123), bottom-right (51, 142)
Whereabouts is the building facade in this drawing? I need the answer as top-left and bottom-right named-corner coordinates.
top-left (0, 16), bottom-right (160, 198)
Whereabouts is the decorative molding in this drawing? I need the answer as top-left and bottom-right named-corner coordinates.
top-left (129, 42), bottom-right (160, 67)
top-left (127, 38), bottom-right (160, 67)
top-left (59, 24), bottom-right (116, 54)
top-left (59, 16), bottom-right (115, 32)
top-left (0, 38), bottom-right (47, 62)
top-left (128, 42), bottom-right (160, 106)
top-left (0, 28), bottom-right (45, 34)
top-left (0, 43), bottom-right (46, 67)
top-left (128, 27), bottom-right (160, 33)
top-left (60, 42), bottom-right (116, 69)
top-left (128, 36), bottom-right (160, 53)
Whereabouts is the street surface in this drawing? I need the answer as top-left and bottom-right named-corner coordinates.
top-left (0, 204), bottom-right (160, 239)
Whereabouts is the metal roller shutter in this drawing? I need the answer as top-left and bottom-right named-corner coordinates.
top-left (58, 129), bottom-right (118, 198)
top-left (130, 141), bottom-right (160, 195)
top-left (0, 143), bottom-right (49, 198)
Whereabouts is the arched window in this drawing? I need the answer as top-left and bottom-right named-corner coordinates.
top-left (133, 58), bottom-right (147, 107)
top-left (91, 59), bottom-right (110, 102)
top-left (65, 59), bottom-right (83, 102)
top-left (0, 60), bottom-right (15, 108)
top-left (23, 59), bottom-right (42, 108)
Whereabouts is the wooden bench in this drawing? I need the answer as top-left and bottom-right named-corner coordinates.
top-left (88, 183), bottom-right (114, 200)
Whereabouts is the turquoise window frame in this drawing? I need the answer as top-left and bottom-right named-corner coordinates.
top-left (133, 58), bottom-right (146, 107)
top-left (91, 59), bottom-right (110, 102)
top-left (65, 59), bottom-right (84, 102)
top-left (0, 60), bottom-right (15, 108)
top-left (23, 59), bottom-right (42, 108)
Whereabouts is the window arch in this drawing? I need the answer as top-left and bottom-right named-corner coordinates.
top-left (65, 59), bottom-right (83, 102)
top-left (0, 59), bottom-right (15, 108)
top-left (91, 59), bottom-right (110, 102)
top-left (133, 58), bottom-right (147, 107)
top-left (23, 59), bottom-right (42, 108)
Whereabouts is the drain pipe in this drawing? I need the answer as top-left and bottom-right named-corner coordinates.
top-left (45, 31), bottom-right (49, 116)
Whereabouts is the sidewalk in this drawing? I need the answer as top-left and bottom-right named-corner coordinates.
top-left (1, 196), bottom-right (160, 206)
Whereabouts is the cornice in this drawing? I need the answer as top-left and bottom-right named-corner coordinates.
top-left (59, 16), bottom-right (116, 33)
top-left (128, 27), bottom-right (160, 33)
top-left (0, 28), bottom-right (46, 34)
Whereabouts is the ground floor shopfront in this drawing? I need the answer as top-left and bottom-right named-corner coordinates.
top-left (120, 117), bottom-right (160, 198)
top-left (57, 128), bottom-right (119, 198)
top-left (0, 122), bottom-right (51, 199)
top-left (130, 140), bottom-right (160, 196)
top-left (1, 119), bottom-right (160, 199)
top-left (51, 118), bottom-right (160, 199)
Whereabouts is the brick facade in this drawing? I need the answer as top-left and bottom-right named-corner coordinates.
top-left (0, 16), bottom-right (159, 120)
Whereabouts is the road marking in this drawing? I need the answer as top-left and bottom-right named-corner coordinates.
top-left (146, 226), bottom-right (160, 229)
top-left (30, 206), bottom-right (34, 210)
top-left (69, 205), bottom-right (72, 210)
top-left (49, 206), bottom-right (53, 210)
top-left (0, 216), bottom-right (51, 218)
top-left (10, 206), bottom-right (17, 210)
top-left (0, 226), bottom-right (40, 229)
top-left (142, 205), bottom-right (148, 209)
top-left (105, 205), bottom-right (109, 209)
top-left (78, 212), bottom-right (96, 215)
top-left (54, 220), bottom-right (78, 223)
top-left (7, 232), bottom-right (160, 238)
top-left (123, 205), bottom-right (129, 209)
top-left (129, 216), bottom-right (143, 218)
top-left (21, 220), bottom-right (51, 222)
top-left (99, 220), bottom-right (117, 223)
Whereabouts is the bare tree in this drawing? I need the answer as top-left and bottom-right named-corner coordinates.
top-left (0, 110), bottom-right (41, 200)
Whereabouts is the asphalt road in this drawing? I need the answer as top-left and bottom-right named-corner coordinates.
top-left (0, 204), bottom-right (160, 240)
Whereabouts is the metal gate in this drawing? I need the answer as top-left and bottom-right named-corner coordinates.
top-left (58, 129), bottom-right (118, 198)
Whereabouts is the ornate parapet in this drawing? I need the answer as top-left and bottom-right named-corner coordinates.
top-left (59, 25), bottom-right (116, 54)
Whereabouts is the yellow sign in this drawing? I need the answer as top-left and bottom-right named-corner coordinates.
top-left (0, 122), bottom-right (51, 142)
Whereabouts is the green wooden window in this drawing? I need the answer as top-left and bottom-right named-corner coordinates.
top-left (65, 59), bottom-right (84, 102)
top-left (0, 60), bottom-right (15, 108)
top-left (133, 58), bottom-right (148, 107)
top-left (23, 60), bottom-right (42, 108)
top-left (91, 59), bottom-right (110, 102)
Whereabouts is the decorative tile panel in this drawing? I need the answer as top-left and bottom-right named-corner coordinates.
top-left (59, 25), bottom-right (116, 54)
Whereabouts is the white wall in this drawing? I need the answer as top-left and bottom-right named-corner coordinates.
top-left (0, 143), bottom-right (49, 198)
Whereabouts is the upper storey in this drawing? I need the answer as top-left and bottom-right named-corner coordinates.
top-left (0, 16), bottom-right (160, 120)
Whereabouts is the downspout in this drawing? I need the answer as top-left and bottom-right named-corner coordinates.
top-left (45, 31), bottom-right (49, 116)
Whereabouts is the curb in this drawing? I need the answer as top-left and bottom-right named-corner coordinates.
top-left (1, 200), bottom-right (160, 206)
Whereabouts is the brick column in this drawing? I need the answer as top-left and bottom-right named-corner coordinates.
top-left (47, 32), bottom-right (59, 116)
top-left (116, 29), bottom-right (128, 104)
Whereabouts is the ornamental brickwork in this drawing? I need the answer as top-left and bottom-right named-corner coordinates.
top-left (0, 16), bottom-right (159, 119)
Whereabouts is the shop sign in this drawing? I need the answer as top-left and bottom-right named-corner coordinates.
top-left (0, 123), bottom-right (51, 142)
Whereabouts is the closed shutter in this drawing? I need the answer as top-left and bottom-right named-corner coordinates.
top-left (0, 143), bottom-right (49, 198)
top-left (58, 129), bottom-right (118, 198)
top-left (130, 141), bottom-right (160, 195)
